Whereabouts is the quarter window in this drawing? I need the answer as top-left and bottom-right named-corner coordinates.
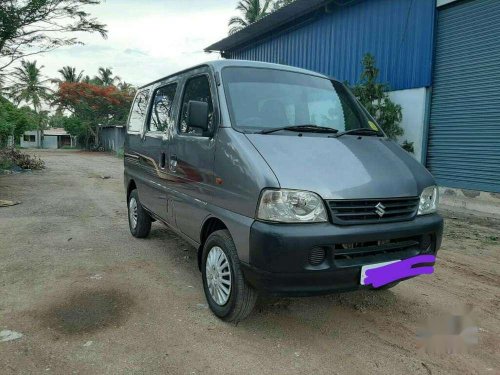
top-left (148, 83), bottom-right (177, 132)
top-left (128, 90), bottom-right (150, 133)
top-left (179, 75), bottom-right (214, 136)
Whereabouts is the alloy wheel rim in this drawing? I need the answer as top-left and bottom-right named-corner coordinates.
top-left (129, 197), bottom-right (138, 229)
top-left (205, 246), bottom-right (232, 306)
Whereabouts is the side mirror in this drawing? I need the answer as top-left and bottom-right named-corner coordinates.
top-left (187, 100), bottom-right (209, 131)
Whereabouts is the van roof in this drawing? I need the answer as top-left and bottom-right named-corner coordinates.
top-left (139, 59), bottom-right (330, 89)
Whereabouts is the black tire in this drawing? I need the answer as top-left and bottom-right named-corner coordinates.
top-left (202, 230), bottom-right (257, 322)
top-left (127, 189), bottom-right (151, 238)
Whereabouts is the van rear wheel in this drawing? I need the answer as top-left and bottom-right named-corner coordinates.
top-left (202, 230), bottom-right (257, 322)
top-left (128, 189), bottom-right (151, 238)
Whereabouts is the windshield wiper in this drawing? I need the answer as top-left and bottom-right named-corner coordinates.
top-left (332, 128), bottom-right (382, 138)
top-left (258, 125), bottom-right (339, 135)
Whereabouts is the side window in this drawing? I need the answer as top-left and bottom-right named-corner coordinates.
top-left (128, 90), bottom-right (150, 133)
top-left (148, 83), bottom-right (177, 133)
top-left (179, 75), bottom-right (214, 136)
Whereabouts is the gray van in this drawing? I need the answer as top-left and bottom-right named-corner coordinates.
top-left (124, 60), bottom-right (443, 322)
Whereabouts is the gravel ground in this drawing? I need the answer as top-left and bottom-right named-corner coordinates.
top-left (0, 150), bottom-right (499, 375)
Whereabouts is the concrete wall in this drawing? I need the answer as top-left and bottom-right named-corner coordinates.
top-left (42, 135), bottom-right (58, 149)
top-left (20, 131), bottom-right (40, 148)
top-left (101, 126), bottom-right (125, 152)
top-left (436, 0), bottom-right (460, 7)
top-left (387, 87), bottom-right (428, 163)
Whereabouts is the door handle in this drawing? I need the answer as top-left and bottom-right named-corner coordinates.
top-left (159, 152), bottom-right (166, 169)
top-left (169, 155), bottom-right (178, 172)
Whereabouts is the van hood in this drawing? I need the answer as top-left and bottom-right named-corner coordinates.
top-left (245, 134), bottom-right (435, 200)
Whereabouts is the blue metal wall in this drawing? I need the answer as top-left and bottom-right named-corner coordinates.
top-left (426, 0), bottom-right (500, 193)
top-left (228, 0), bottom-right (436, 91)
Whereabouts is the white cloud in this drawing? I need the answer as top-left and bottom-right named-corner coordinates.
top-left (33, 0), bottom-right (237, 86)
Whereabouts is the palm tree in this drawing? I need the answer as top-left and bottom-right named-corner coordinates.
top-left (55, 66), bottom-right (84, 83)
top-left (272, 0), bottom-right (295, 11)
top-left (229, 0), bottom-right (273, 35)
top-left (94, 67), bottom-right (120, 86)
top-left (9, 60), bottom-right (51, 114)
top-left (117, 81), bottom-right (135, 95)
top-left (8, 60), bottom-right (51, 147)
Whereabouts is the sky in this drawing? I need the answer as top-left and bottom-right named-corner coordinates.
top-left (35, 0), bottom-right (237, 86)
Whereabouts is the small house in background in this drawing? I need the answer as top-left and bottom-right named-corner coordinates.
top-left (100, 125), bottom-right (125, 152)
top-left (20, 128), bottom-right (75, 149)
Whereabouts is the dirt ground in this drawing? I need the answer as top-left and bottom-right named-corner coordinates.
top-left (0, 150), bottom-right (499, 375)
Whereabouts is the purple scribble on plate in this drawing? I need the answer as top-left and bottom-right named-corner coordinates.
top-left (364, 255), bottom-right (436, 288)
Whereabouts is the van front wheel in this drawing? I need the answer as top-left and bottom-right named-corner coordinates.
top-left (202, 230), bottom-right (257, 322)
top-left (128, 189), bottom-right (151, 238)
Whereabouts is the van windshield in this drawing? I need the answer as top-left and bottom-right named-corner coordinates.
top-left (222, 67), bottom-right (376, 134)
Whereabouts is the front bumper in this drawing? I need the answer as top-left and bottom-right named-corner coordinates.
top-left (241, 214), bottom-right (443, 296)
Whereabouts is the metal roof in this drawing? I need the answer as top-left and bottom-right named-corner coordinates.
top-left (205, 0), bottom-right (331, 53)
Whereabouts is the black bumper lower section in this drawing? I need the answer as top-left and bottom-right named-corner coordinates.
top-left (243, 214), bottom-right (443, 296)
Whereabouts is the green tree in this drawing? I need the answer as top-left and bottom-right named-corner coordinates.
top-left (0, 0), bottom-right (107, 72)
top-left (117, 81), bottom-right (136, 95)
top-left (53, 82), bottom-right (133, 148)
top-left (229, 0), bottom-right (273, 35)
top-left (8, 60), bottom-right (51, 114)
top-left (272, 0), bottom-right (295, 11)
top-left (0, 96), bottom-right (36, 146)
top-left (7, 60), bottom-right (51, 147)
top-left (351, 54), bottom-right (404, 141)
top-left (93, 67), bottom-right (120, 86)
top-left (54, 66), bottom-right (84, 83)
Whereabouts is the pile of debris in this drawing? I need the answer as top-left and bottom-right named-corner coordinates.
top-left (0, 148), bottom-right (45, 174)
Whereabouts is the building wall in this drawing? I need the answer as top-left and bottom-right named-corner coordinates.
top-left (228, 0), bottom-right (436, 91)
top-left (42, 135), bottom-right (58, 149)
top-left (101, 126), bottom-right (125, 152)
top-left (388, 87), bottom-right (429, 162)
top-left (20, 131), bottom-right (40, 148)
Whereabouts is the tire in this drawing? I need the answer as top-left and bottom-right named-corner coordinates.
top-left (202, 230), bottom-right (257, 322)
top-left (127, 189), bottom-right (152, 238)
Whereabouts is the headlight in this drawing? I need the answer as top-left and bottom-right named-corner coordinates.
top-left (418, 186), bottom-right (439, 215)
top-left (257, 189), bottom-right (328, 223)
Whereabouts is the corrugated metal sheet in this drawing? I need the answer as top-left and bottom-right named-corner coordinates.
top-left (227, 0), bottom-right (435, 91)
top-left (427, 0), bottom-right (500, 193)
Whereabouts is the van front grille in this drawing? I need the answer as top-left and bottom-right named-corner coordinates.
top-left (333, 237), bottom-right (421, 268)
top-left (328, 197), bottom-right (419, 225)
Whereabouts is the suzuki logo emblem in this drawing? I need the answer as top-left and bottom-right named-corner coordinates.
top-left (375, 202), bottom-right (386, 217)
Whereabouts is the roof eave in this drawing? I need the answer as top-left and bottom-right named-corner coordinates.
top-left (205, 0), bottom-right (330, 53)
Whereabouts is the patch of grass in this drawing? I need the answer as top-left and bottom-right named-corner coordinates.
top-left (0, 158), bottom-right (14, 170)
top-left (116, 147), bottom-right (124, 159)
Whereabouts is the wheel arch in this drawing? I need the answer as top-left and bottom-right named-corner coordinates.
top-left (198, 216), bottom-right (228, 270)
top-left (127, 179), bottom-right (137, 201)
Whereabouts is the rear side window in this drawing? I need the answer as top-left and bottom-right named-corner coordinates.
top-left (179, 75), bottom-right (214, 136)
top-left (148, 83), bottom-right (177, 132)
top-left (128, 90), bottom-right (150, 133)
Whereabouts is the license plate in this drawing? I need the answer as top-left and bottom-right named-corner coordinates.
top-left (360, 260), bottom-right (400, 285)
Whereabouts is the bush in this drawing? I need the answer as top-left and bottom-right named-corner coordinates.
top-left (401, 140), bottom-right (415, 154)
top-left (0, 148), bottom-right (45, 170)
top-left (351, 54), bottom-right (403, 140)
top-left (116, 147), bottom-right (124, 158)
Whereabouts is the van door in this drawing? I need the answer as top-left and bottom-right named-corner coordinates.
top-left (125, 88), bottom-right (152, 209)
top-left (169, 69), bottom-right (218, 241)
top-left (138, 82), bottom-right (179, 222)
